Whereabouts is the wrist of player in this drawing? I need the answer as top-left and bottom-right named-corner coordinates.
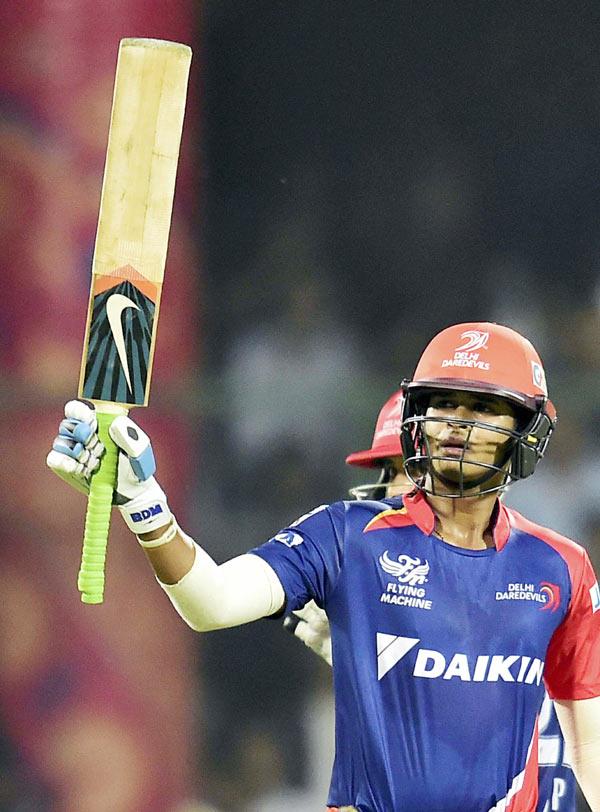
top-left (115, 476), bottom-right (173, 536)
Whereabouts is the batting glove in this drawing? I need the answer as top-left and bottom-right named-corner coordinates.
top-left (47, 400), bottom-right (173, 537)
top-left (283, 600), bottom-right (332, 666)
top-left (46, 400), bottom-right (105, 496)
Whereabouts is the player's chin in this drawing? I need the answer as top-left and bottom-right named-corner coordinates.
top-left (431, 458), bottom-right (489, 484)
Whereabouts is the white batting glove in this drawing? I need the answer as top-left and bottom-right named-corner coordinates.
top-left (46, 400), bottom-right (105, 495)
top-left (47, 400), bottom-right (173, 538)
top-left (284, 600), bottom-right (332, 666)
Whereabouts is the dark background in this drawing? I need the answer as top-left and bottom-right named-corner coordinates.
top-left (198, 4), bottom-right (600, 810)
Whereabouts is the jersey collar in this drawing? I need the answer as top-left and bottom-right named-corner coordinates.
top-left (402, 490), bottom-right (511, 551)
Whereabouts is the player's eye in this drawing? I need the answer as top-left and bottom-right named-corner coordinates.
top-left (431, 398), bottom-right (457, 410)
top-left (474, 401), bottom-right (495, 413)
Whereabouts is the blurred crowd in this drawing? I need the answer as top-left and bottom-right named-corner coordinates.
top-left (3, 2), bottom-right (600, 810)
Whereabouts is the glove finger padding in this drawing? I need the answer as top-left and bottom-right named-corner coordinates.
top-left (109, 416), bottom-right (156, 483)
top-left (109, 415), bottom-right (172, 535)
top-left (46, 449), bottom-right (93, 496)
top-left (46, 400), bottom-right (105, 495)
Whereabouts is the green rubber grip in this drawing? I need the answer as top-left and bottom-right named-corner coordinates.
top-left (77, 412), bottom-right (120, 604)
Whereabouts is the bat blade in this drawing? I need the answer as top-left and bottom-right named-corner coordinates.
top-left (77, 38), bottom-right (191, 604)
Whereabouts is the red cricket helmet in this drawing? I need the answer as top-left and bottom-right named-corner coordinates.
top-left (345, 390), bottom-right (408, 500)
top-left (345, 390), bottom-right (404, 468)
top-left (408, 322), bottom-right (555, 414)
top-left (401, 322), bottom-right (557, 495)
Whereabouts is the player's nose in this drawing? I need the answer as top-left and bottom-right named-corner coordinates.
top-left (446, 404), bottom-right (472, 426)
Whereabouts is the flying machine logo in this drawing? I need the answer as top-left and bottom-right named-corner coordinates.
top-left (495, 582), bottom-right (561, 612)
top-left (379, 552), bottom-right (433, 610)
top-left (441, 330), bottom-right (490, 371)
top-left (379, 552), bottom-right (429, 584)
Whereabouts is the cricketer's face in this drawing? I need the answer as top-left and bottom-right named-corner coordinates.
top-left (423, 391), bottom-right (517, 492)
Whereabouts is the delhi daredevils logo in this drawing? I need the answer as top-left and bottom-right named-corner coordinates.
top-left (539, 582), bottom-right (560, 612)
top-left (455, 331), bottom-right (489, 352)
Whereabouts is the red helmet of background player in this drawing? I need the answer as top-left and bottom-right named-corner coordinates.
top-left (345, 390), bottom-right (404, 467)
top-left (345, 390), bottom-right (406, 499)
top-left (401, 322), bottom-right (557, 496)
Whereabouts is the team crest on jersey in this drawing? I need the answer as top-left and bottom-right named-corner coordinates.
top-left (364, 508), bottom-right (413, 533)
top-left (591, 582), bottom-right (600, 613)
top-left (539, 582), bottom-right (561, 612)
top-left (495, 581), bottom-right (560, 612)
top-left (379, 552), bottom-right (429, 585)
top-left (379, 552), bottom-right (433, 610)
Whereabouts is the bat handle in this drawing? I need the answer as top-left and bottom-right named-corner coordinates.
top-left (78, 407), bottom-right (127, 604)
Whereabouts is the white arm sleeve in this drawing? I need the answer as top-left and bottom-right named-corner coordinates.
top-left (555, 696), bottom-right (600, 811)
top-left (158, 540), bottom-right (286, 631)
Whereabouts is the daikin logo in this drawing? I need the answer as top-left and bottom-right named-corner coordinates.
top-left (376, 633), bottom-right (545, 685)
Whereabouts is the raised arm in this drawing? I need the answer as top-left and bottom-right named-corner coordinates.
top-left (147, 531), bottom-right (285, 630)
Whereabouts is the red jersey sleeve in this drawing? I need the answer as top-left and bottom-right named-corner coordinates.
top-left (544, 546), bottom-right (600, 700)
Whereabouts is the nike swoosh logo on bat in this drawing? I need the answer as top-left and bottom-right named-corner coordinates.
top-left (106, 293), bottom-right (140, 394)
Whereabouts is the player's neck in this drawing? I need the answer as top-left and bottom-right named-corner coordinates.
top-left (426, 490), bottom-right (499, 550)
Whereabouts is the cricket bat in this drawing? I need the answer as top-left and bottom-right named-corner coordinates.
top-left (77, 38), bottom-right (192, 604)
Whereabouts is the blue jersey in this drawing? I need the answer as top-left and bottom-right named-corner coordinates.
top-left (251, 491), bottom-right (600, 812)
top-left (537, 694), bottom-right (575, 812)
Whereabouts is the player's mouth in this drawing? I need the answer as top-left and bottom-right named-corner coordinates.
top-left (438, 437), bottom-right (469, 458)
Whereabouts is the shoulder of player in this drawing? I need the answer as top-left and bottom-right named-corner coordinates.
top-left (341, 496), bottom-right (401, 510)
top-left (333, 497), bottom-right (401, 518)
top-left (286, 498), bottom-right (405, 537)
top-left (506, 506), bottom-right (589, 572)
